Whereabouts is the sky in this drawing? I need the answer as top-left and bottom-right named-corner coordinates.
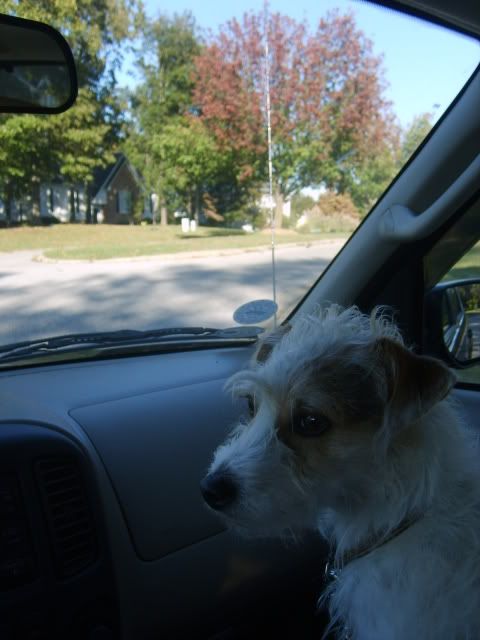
top-left (120, 0), bottom-right (480, 128)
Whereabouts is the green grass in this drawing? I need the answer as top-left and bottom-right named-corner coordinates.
top-left (0, 224), bottom-right (348, 260)
top-left (443, 244), bottom-right (480, 281)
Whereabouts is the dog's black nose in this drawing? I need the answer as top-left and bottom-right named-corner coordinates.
top-left (200, 471), bottom-right (237, 510)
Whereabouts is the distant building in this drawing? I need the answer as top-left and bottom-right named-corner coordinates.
top-left (0, 153), bottom-right (152, 224)
top-left (39, 183), bottom-right (87, 222)
top-left (258, 186), bottom-right (291, 219)
top-left (91, 153), bottom-right (152, 224)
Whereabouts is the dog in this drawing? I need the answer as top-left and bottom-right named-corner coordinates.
top-left (201, 306), bottom-right (480, 640)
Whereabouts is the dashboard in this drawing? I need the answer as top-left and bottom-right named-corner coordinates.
top-left (0, 347), bottom-right (328, 639)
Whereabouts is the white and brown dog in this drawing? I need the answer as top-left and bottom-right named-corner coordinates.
top-left (201, 306), bottom-right (480, 640)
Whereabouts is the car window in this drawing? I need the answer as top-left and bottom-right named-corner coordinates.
top-left (0, 1), bottom-right (478, 360)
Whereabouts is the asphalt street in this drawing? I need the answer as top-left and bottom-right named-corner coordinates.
top-left (0, 239), bottom-right (345, 345)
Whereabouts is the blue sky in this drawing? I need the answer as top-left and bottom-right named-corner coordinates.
top-left (121, 0), bottom-right (479, 127)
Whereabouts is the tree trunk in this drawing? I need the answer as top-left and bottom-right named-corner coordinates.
top-left (31, 180), bottom-right (41, 221)
top-left (5, 183), bottom-right (13, 226)
top-left (85, 187), bottom-right (92, 224)
top-left (69, 188), bottom-right (76, 223)
top-left (160, 205), bottom-right (167, 226)
top-left (274, 185), bottom-right (284, 229)
top-left (190, 191), bottom-right (195, 221)
top-left (194, 187), bottom-right (201, 224)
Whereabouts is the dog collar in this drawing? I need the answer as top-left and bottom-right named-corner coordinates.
top-left (323, 514), bottom-right (422, 640)
top-left (325, 512), bottom-right (423, 580)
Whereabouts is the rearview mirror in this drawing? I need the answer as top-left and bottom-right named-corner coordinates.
top-left (0, 13), bottom-right (77, 113)
top-left (425, 279), bottom-right (480, 367)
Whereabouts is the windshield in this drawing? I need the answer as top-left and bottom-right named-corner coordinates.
top-left (0, 1), bottom-right (478, 349)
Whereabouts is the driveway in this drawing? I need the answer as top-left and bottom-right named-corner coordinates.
top-left (0, 239), bottom-right (345, 345)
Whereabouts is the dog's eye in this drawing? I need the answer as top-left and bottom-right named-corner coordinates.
top-left (293, 410), bottom-right (331, 437)
top-left (245, 395), bottom-right (256, 418)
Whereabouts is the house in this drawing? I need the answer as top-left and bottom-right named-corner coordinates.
top-left (258, 186), bottom-right (291, 219)
top-left (91, 153), bottom-right (152, 224)
top-left (0, 153), bottom-right (151, 224)
top-left (39, 183), bottom-right (87, 222)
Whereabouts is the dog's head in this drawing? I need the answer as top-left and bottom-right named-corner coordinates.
top-left (200, 306), bottom-right (455, 537)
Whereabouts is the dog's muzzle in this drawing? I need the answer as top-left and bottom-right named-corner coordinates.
top-left (200, 470), bottom-right (237, 511)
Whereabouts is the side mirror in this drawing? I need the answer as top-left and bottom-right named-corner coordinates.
top-left (0, 13), bottom-right (77, 113)
top-left (425, 279), bottom-right (480, 368)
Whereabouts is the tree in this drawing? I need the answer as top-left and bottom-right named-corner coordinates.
top-left (0, 114), bottom-right (56, 221)
top-left (340, 139), bottom-right (400, 216)
top-left (145, 117), bottom-right (226, 221)
top-left (290, 193), bottom-right (316, 222)
top-left (400, 113), bottom-right (433, 165)
top-left (127, 12), bottom-right (209, 223)
top-left (344, 113), bottom-right (433, 216)
top-left (0, 0), bottom-right (141, 222)
top-left (193, 10), bottom-right (395, 226)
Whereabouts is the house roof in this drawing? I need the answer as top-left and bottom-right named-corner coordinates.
top-left (91, 153), bottom-right (145, 205)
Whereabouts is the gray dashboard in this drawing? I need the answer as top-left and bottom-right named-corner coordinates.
top-left (0, 347), bottom-right (327, 639)
top-left (2, 346), bottom-right (476, 639)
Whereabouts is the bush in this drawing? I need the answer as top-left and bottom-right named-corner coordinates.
top-left (297, 191), bottom-right (360, 234)
top-left (290, 193), bottom-right (316, 220)
top-left (297, 213), bottom-right (358, 234)
top-left (316, 192), bottom-right (360, 218)
top-left (223, 203), bottom-right (267, 229)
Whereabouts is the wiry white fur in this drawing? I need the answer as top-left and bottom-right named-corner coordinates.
top-left (321, 399), bottom-right (480, 640)
top-left (206, 306), bottom-right (480, 640)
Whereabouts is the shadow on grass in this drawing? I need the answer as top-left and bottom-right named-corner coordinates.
top-left (176, 229), bottom-right (247, 240)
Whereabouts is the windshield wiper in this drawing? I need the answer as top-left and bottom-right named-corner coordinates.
top-left (0, 326), bottom-right (264, 364)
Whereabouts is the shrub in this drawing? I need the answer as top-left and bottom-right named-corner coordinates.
top-left (316, 192), bottom-right (360, 218)
top-left (223, 203), bottom-right (267, 229)
top-left (290, 193), bottom-right (316, 220)
top-left (297, 191), bottom-right (360, 234)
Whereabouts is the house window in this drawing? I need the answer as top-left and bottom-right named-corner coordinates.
top-left (46, 187), bottom-right (54, 214)
top-left (72, 189), bottom-right (80, 215)
top-left (117, 190), bottom-right (132, 215)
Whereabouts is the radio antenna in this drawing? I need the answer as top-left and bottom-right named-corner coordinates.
top-left (263, 3), bottom-right (277, 328)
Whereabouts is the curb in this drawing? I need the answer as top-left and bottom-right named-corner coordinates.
top-left (33, 237), bottom-right (348, 265)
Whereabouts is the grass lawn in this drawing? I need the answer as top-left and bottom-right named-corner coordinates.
top-left (0, 224), bottom-right (348, 260)
top-left (443, 243), bottom-right (480, 281)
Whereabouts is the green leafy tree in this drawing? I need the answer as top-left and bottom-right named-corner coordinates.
top-left (0, 115), bottom-right (53, 221)
top-left (400, 113), bottom-right (433, 164)
top-left (344, 113), bottom-right (433, 216)
top-left (341, 139), bottom-right (400, 216)
top-left (0, 0), bottom-right (141, 223)
top-left (127, 12), bottom-right (208, 224)
top-left (290, 193), bottom-right (316, 222)
top-left (147, 118), bottom-right (225, 220)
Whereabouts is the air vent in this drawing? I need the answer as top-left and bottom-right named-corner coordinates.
top-left (36, 458), bottom-right (97, 578)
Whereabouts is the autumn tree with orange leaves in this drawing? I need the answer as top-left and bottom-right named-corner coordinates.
top-left (193, 11), bottom-right (398, 222)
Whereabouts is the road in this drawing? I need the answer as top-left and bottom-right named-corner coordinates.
top-left (0, 239), bottom-right (345, 345)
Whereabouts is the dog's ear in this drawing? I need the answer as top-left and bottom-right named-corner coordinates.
top-left (376, 338), bottom-right (456, 428)
top-left (255, 324), bottom-right (291, 364)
